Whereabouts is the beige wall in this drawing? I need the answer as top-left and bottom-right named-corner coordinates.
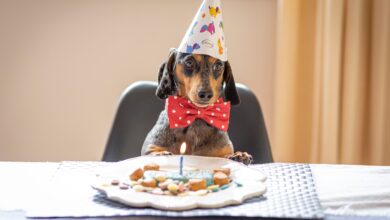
top-left (0, 0), bottom-right (276, 161)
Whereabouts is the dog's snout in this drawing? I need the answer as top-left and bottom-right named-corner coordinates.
top-left (198, 90), bottom-right (213, 102)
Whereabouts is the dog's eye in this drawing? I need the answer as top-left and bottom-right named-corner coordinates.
top-left (184, 58), bottom-right (195, 69)
top-left (213, 61), bottom-right (223, 72)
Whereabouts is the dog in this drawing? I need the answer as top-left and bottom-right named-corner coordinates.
top-left (141, 48), bottom-right (253, 165)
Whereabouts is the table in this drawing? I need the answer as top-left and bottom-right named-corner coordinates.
top-left (0, 162), bottom-right (389, 220)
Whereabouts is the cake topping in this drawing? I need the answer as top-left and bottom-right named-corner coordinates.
top-left (144, 163), bottom-right (160, 171)
top-left (141, 178), bottom-right (157, 188)
top-left (129, 168), bottom-right (144, 181)
top-left (213, 167), bottom-right (231, 176)
top-left (188, 179), bottom-right (207, 191)
top-left (110, 164), bottom-right (235, 196)
top-left (213, 171), bottom-right (229, 186)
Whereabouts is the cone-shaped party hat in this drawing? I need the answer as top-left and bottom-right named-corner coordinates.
top-left (178, 0), bottom-right (227, 61)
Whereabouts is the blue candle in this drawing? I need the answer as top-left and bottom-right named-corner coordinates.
top-left (179, 142), bottom-right (187, 176)
top-left (180, 155), bottom-right (183, 175)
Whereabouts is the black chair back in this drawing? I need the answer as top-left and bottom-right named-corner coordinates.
top-left (102, 81), bottom-right (273, 163)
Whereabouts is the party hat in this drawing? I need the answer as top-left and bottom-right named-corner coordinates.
top-left (178, 0), bottom-right (227, 61)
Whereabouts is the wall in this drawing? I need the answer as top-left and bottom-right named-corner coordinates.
top-left (0, 0), bottom-right (276, 161)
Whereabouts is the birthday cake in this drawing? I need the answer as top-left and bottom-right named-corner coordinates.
top-left (108, 163), bottom-right (239, 196)
top-left (92, 155), bottom-right (267, 210)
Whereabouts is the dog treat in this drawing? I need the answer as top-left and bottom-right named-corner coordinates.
top-left (158, 179), bottom-right (173, 190)
top-left (167, 183), bottom-right (179, 193)
top-left (129, 181), bottom-right (138, 186)
top-left (101, 183), bottom-right (110, 187)
top-left (213, 168), bottom-right (231, 176)
top-left (141, 178), bottom-right (157, 188)
top-left (213, 172), bottom-right (229, 186)
top-left (188, 179), bottom-right (207, 191)
top-left (207, 185), bottom-right (220, 192)
top-left (144, 163), bottom-right (160, 171)
top-left (220, 183), bottom-right (230, 190)
top-left (129, 168), bottom-right (144, 181)
top-left (178, 182), bottom-right (186, 193)
top-left (143, 187), bottom-right (154, 192)
top-left (155, 174), bottom-right (167, 182)
top-left (111, 179), bottom-right (120, 185)
top-left (133, 185), bottom-right (144, 192)
top-left (119, 184), bottom-right (129, 190)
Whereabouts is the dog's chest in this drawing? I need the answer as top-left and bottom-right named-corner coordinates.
top-left (172, 119), bottom-right (214, 138)
top-left (171, 119), bottom-right (216, 150)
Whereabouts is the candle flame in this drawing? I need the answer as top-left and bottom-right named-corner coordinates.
top-left (180, 142), bottom-right (187, 154)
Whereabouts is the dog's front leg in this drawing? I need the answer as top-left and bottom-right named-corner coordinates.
top-left (144, 144), bottom-right (173, 156)
top-left (197, 145), bottom-right (253, 165)
top-left (225, 151), bottom-right (253, 165)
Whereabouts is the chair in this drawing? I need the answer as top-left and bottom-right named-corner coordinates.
top-left (102, 81), bottom-right (273, 163)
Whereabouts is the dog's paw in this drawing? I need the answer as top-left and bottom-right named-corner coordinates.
top-left (150, 151), bottom-right (173, 156)
top-left (226, 151), bottom-right (253, 165)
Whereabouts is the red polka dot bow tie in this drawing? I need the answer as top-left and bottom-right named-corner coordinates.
top-left (166, 95), bottom-right (231, 131)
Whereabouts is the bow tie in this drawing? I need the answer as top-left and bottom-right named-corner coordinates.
top-left (166, 96), bottom-right (231, 131)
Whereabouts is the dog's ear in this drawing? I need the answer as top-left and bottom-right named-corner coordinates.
top-left (223, 61), bottom-right (240, 105)
top-left (156, 48), bottom-right (177, 99)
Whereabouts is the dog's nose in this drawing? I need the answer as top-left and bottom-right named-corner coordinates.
top-left (198, 90), bottom-right (213, 102)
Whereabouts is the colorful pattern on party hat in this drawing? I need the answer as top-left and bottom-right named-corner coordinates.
top-left (178, 0), bottom-right (227, 61)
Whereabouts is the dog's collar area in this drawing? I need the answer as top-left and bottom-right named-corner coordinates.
top-left (165, 95), bottom-right (230, 131)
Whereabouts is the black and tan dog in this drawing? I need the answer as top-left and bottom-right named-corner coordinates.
top-left (141, 49), bottom-right (253, 165)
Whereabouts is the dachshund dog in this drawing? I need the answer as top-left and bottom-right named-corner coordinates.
top-left (141, 48), bottom-right (253, 165)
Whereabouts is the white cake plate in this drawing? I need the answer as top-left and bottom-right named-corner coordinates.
top-left (92, 155), bottom-right (267, 211)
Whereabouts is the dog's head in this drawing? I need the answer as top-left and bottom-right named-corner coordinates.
top-left (156, 48), bottom-right (240, 106)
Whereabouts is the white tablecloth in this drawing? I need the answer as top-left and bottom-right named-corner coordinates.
top-left (0, 162), bottom-right (389, 217)
top-left (311, 164), bottom-right (390, 217)
top-left (0, 162), bottom-right (58, 211)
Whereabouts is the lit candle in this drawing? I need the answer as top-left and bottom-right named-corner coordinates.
top-left (179, 142), bottom-right (187, 175)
